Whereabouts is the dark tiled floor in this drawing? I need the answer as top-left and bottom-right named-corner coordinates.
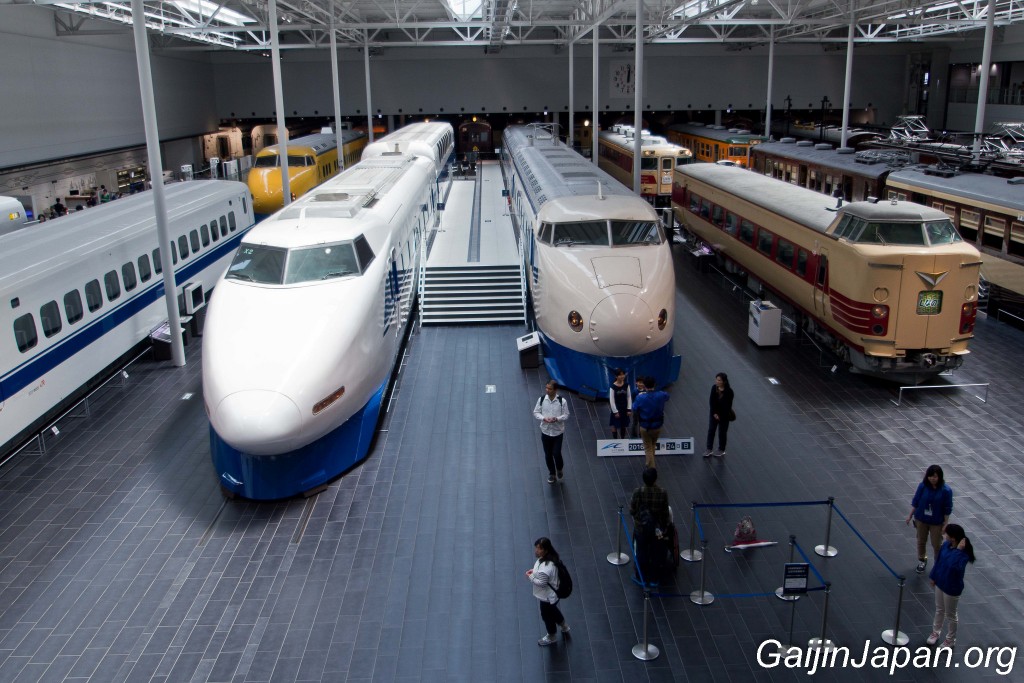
top-left (1, 251), bottom-right (1023, 682)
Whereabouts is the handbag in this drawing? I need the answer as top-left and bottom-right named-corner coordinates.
top-left (728, 408), bottom-right (737, 422)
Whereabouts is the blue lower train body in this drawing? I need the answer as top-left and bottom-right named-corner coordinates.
top-left (540, 335), bottom-right (681, 397)
top-left (210, 379), bottom-right (387, 500)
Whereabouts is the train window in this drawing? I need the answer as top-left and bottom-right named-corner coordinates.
top-left (122, 263), bottom-right (137, 292)
top-left (641, 158), bottom-right (657, 170)
top-left (1010, 222), bottom-right (1024, 257)
top-left (14, 313), bottom-right (37, 353)
top-left (64, 290), bottom-right (84, 324)
top-left (177, 235), bottom-right (189, 260)
top-left (554, 221), bottom-right (608, 247)
top-left (226, 244), bottom-right (287, 285)
top-left (200, 224), bottom-right (210, 247)
top-left (776, 240), bottom-right (795, 269)
top-left (539, 223), bottom-right (553, 245)
top-left (104, 270), bottom-right (121, 301)
top-left (699, 199), bottom-right (711, 219)
top-left (926, 220), bottom-right (962, 246)
top-left (796, 250), bottom-right (809, 277)
top-left (832, 215), bottom-right (857, 240)
top-left (286, 155), bottom-right (312, 167)
top-left (816, 255), bottom-right (828, 287)
top-left (209, 223), bottom-right (219, 242)
top-left (354, 235), bottom-right (376, 270)
top-left (857, 222), bottom-right (925, 245)
top-left (688, 193), bottom-right (700, 214)
top-left (222, 216), bottom-right (231, 234)
top-left (40, 301), bottom-right (61, 338)
top-left (254, 155), bottom-right (280, 168)
top-left (85, 279), bottom-right (103, 312)
top-left (711, 205), bottom-right (725, 228)
top-left (724, 212), bottom-right (738, 236)
top-left (739, 219), bottom-right (755, 245)
top-left (612, 221), bottom-right (660, 246)
top-left (190, 230), bottom-right (200, 253)
top-left (138, 254), bottom-right (152, 282)
top-left (959, 209), bottom-right (979, 242)
top-left (982, 216), bottom-right (1006, 250)
top-left (284, 243), bottom-right (360, 284)
top-left (661, 158), bottom-right (674, 171)
top-left (152, 248), bottom-right (163, 274)
top-left (757, 229), bottom-right (774, 255)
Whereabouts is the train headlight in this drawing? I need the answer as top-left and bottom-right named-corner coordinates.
top-left (959, 302), bottom-right (977, 334)
top-left (657, 309), bottom-right (668, 331)
top-left (870, 304), bottom-right (889, 336)
top-left (870, 305), bottom-right (889, 319)
top-left (568, 310), bottom-right (584, 332)
top-left (313, 385), bottom-right (345, 415)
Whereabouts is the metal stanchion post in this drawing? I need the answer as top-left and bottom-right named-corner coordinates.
top-left (815, 497), bottom-right (838, 557)
top-left (608, 505), bottom-right (630, 566)
top-left (632, 590), bottom-right (660, 661)
top-left (689, 540), bottom-right (714, 605)
top-left (680, 502), bottom-right (703, 562)
top-left (881, 576), bottom-right (910, 646)
top-left (807, 582), bottom-right (835, 651)
top-left (776, 534), bottom-right (800, 602)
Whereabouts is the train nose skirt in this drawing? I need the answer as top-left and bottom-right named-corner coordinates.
top-left (590, 294), bottom-right (655, 356)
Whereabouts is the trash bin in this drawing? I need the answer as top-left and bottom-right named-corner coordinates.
top-left (516, 332), bottom-right (541, 369)
top-left (149, 321), bottom-right (191, 361)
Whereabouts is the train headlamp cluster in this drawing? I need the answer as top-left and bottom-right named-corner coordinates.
top-left (870, 304), bottom-right (889, 336)
top-left (313, 386), bottom-right (345, 415)
top-left (568, 310), bottom-right (584, 332)
top-left (959, 302), bottom-right (977, 335)
top-left (658, 309), bottom-right (669, 331)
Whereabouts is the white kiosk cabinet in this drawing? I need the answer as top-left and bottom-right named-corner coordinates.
top-left (748, 300), bottom-right (782, 346)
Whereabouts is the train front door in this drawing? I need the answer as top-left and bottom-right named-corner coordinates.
top-left (813, 249), bottom-right (830, 318)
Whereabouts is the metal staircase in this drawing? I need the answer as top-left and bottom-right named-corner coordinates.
top-left (420, 264), bottom-right (526, 324)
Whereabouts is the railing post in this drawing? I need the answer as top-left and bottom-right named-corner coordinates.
top-left (807, 582), bottom-right (835, 651)
top-left (881, 576), bottom-right (910, 646)
top-left (776, 534), bottom-right (800, 602)
top-left (680, 502), bottom-right (703, 562)
top-left (815, 497), bottom-right (838, 557)
top-left (608, 505), bottom-right (630, 566)
top-left (689, 539), bottom-right (714, 605)
top-left (631, 590), bottom-right (660, 661)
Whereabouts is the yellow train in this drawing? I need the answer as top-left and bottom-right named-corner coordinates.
top-left (673, 163), bottom-right (983, 380)
top-left (248, 129), bottom-right (367, 216)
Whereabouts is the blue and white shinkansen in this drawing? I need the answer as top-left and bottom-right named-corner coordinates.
top-left (0, 181), bottom-right (255, 457)
top-left (203, 122), bottom-right (454, 500)
top-left (501, 124), bottom-right (681, 396)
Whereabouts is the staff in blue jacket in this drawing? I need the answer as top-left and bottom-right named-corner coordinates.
top-left (905, 464), bottom-right (953, 574)
top-left (927, 523), bottom-right (975, 648)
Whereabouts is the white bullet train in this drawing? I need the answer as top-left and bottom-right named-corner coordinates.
top-left (500, 124), bottom-right (681, 397)
top-left (0, 181), bottom-right (255, 458)
top-left (203, 122), bottom-right (454, 500)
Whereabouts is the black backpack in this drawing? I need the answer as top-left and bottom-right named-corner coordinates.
top-left (552, 559), bottom-right (573, 599)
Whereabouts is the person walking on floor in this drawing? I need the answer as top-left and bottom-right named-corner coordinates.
top-left (608, 368), bottom-right (632, 439)
top-left (629, 467), bottom-right (671, 585)
top-left (905, 464), bottom-right (953, 574)
top-left (632, 376), bottom-right (669, 469)
top-left (527, 537), bottom-right (570, 646)
top-left (927, 523), bottom-right (975, 648)
top-left (534, 380), bottom-right (570, 484)
top-left (704, 372), bottom-right (735, 458)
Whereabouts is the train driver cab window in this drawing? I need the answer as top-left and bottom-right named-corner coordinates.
top-left (284, 243), bottom-right (360, 284)
top-left (152, 248), bottom-right (163, 274)
top-left (287, 155), bottom-right (313, 167)
top-left (354, 234), bottom-right (375, 270)
top-left (925, 220), bottom-right (962, 246)
top-left (554, 221), bottom-right (608, 247)
top-left (104, 270), bottom-right (121, 302)
top-left (739, 219), bottom-right (755, 245)
top-left (13, 313), bottom-right (37, 353)
top-left (641, 157), bottom-right (657, 170)
top-left (539, 222), bottom-right (553, 245)
top-left (254, 154), bottom-right (280, 168)
top-left (178, 235), bottom-right (190, 259)
top-left (85, 279), bottom-right (103, 312)
top-left (64, 290), bottom-right (84, 324)
top-left (226, 244), bottom-right (287, 285)
top-left (122, 263), bottom-right (137, 292)
top-left (832, 214), bottom-right (859, 240)
top-left (612, 220), bottom-right (661, 246)
top-left (40, 300), bottom-right (61, 338)
top-left (856, 222), bottom-right (926, 245)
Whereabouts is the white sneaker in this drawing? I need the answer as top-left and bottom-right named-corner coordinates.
top-left (703, 449), bottom-right (713, 458)
top-left (714, 450), bottom-right (725, 457)
top-left (926, 631), bottom-right (941, 645)
top-left (538, 634), bottom-right (557, 646)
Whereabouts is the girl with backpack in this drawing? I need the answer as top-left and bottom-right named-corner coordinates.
top-left (526, 537), bottom-right (570, 646)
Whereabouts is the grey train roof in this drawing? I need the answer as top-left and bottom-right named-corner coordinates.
top-left (753, 141), bottom-right (902, 179)
top-left (886, 169), bottom-right (1024, 211)
top-left (666, 123), bottom-right (766, 143)
top-left (504, 126), bottom-right (634, 208)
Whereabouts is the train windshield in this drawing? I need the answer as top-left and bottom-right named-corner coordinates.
top-left (924, 220), bottom-right (962, 245)
top-left (284, 243), bottom-right (360, 284)
top-left (853, 220), bottom-right (961, 246)
top-left (641, 158), bottom-right (658, 170)
top-left (612, 220), bottom-right (662, 245)
top-left (253, 155), bottom-right (280, 168)
top-left (553, 221), bottom-right (608, 246)
top-left (226, 244), bottom-right (287, 284)
top-left (252, 154), bottom-right (315, 168)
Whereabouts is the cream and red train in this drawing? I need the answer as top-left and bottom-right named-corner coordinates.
top-left (673, 164), bottom-right (983, 379)
top-left (597, 125), bottom-right (693, 207)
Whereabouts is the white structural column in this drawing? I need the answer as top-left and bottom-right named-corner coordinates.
top-left (972, 0), bottom-right (997, 160)
top-left (764, 27), bottom-right (775, 139)
top-left (632, 0), bottom-right (643, 195)
top-left (592, 27), bottom-right (599, 164)
top-left (364, 34), bottom-right (374, 143)
top-left (569, 41), bottom-right (574, 147)
top-left (330, 0), bottom-right (345, 168)
top-left (130, 0), bottom-right (185, 366)
top-left (269, 0), bottom-right (290, 207)
top-left (840, 6), bottom-right (855, 149)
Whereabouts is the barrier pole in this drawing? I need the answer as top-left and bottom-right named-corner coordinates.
top-left (631, 590), bottom-right (660, 661)
top-left (807, 582), bottom-right (835, 651)
top-left (680, 502), bottom-right (703, 562)
top-left (608, 505), bottom-right (630, 566)
top-left (814, 497), bottom-right (838, 557)
top-left (775, 534), bottom-right (800, 602)
top-left (881, 576), bottom-right (910, 646)
top-left (689, 540), bottom-right (714, 605)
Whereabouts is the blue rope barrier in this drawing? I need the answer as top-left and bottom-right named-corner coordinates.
top-left (694, 500), bottom-right (831, 509)
top-left (793, 541), bottom-right (828, 586)
top-left (694, 508), bottom-right (706, 542)
top-left (618, 508), bottom-right (649, 587)
top-left (832, 504), bottom-right (901, 580)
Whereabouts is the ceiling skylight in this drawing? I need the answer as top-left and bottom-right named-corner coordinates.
top-left (441, 0), bottom-right (482, 21)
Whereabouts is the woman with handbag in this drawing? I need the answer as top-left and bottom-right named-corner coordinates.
top-left (704, 372), bottom-right (734, 458)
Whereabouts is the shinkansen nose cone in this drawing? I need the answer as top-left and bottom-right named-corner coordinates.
top-left (212, 390), bottom-right (302, 455)
top-left (589, 295), bottom-right (655, 355)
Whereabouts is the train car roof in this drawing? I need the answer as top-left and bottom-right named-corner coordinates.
top-left (885, 168), bottom-right (1024, 211)
top-left (504, 125), bottom-right (637, 208)
top-left (667, 123), bottom-right (768, 144)
top-left (257, 131), bottom-right (349, 156)
top-left (678, 164), bottom-right (840, 233)
top-left (371, 121), bottom-right (453, 145)
top-left (598, 130), bottom-right (690, 156)
top-left (0, 181), bottom-right (246, 289)
top-left (752, 141), bottom-right (898, 178)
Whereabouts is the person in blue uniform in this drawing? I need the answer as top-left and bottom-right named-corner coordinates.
top-left (632, 376), bottom-right (669, 469)
top-left (905, 464), bottom-right (953, 574)
top-left (608, 368), bottom-right (632, 439)
top-left (927, 523), bottom-right (975, 648)
top-left (704, 372), bottom-right (734, 457)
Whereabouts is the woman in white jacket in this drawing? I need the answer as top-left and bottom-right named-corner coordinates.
top-left (526, 537), bottom-right (570, 645)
